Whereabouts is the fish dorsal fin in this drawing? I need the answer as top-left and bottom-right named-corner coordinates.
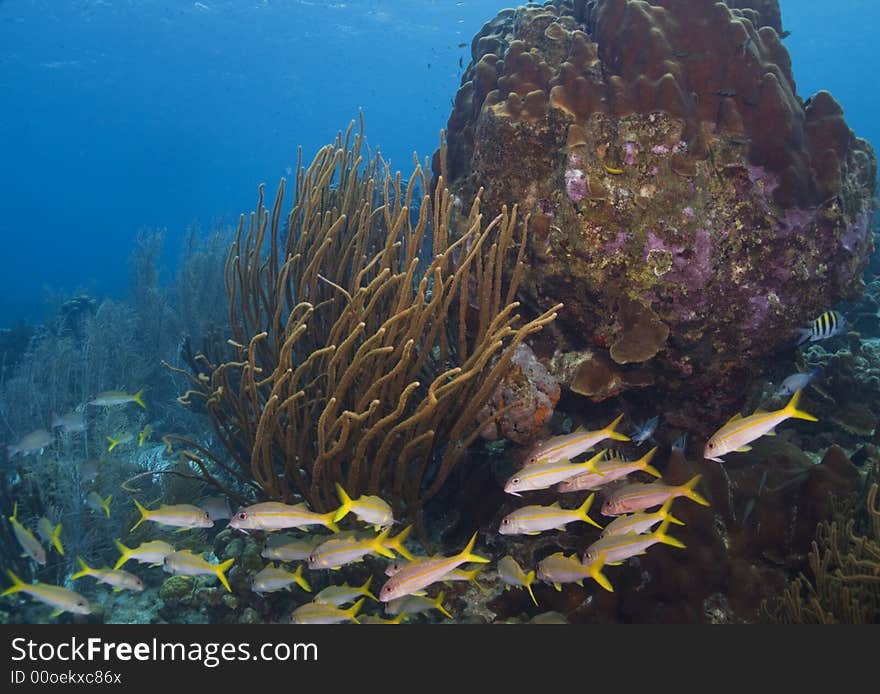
top-left (751, 408), bottom-right (768, 415)
top-left (724, 412), bottom-right (744, 425)
top-left (549, 501), bottom-right (561, 508)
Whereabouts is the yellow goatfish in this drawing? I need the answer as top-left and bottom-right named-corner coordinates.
top-left (162, 550), bottom-right (235, 592)
top-left (8, 503), bottom-right (46, 565)
top-left (114, 539), bottom-right (175, 569)
top-left (2, 570), bottom-right (92, 616)
top-left (86, 492), bottom-right (113, 518)
top-left (308, 527), bottom-right (396, 570)
top-left (333, 483), bottom-right (394, 529)
top-left (536, 551), bottom-right (614, 592)
top-left (228, 501), bottom-right (338, 533)
top-left (130, 499), bottom-right (213, 532)
top-left (505, 450), bottom-right (606, 495)
top-left (385, 591), bottom-right (453, 619)
top-left (584, 515), bottom-right (685, 566)
top-left (106, 433), bottom-right (133, 452)
top-left (37, 517), bottom-right (64, 555)
top-left (138, 424), bottom-right (152, 447)
top-left (290, 597), bottom-right (364, 624)
top-left (704, 388), bottom-right (818, 462)
top-left (556, 447), bottom-right (661, 493)
top-left (360, 612), bottom-right (408, 624)
top-left (522, 414), bottom-right (630, 466)
top-left (600, 498), bottom-right (684, 537)
top-left (601, 474), bottom-right (709, 516)
top-left (88, 389), bottom-right (146, 408)
top-left (499, 494), bottom-right (603, 535)
top-left (251, 563), bottom-right (311, 593)
top-left (497, 555), bottom-right (538, 606)
top-left (261, 534), bottom-right (320, 562)
top-left (71, 557), bottom-right (144, 592)
top-left (379, 532), bottom-right (490, 602)
top-left (313, 576), bottom-right (377, 606)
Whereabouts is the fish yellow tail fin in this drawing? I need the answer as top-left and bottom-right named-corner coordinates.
top-left (106, 436), bottom-right (120, 452)
top-left (784, 388), bottom-right (819, 422)
top-left (345, 597), bottom-right (365, 624)
top-left (604, 413), bottom-right (631, 442)
top-left (658, 499), bottom-right (685, 526)
top-left (652, 515), bottom-right (686, 550)
top-left (680, 474), bottom-right (710, 507)
top-left (50, 523), bottom-right (64, 555)
top-left (113, 540), bottom-right (132, 570)
top-left (359, 575), bottom-right (377, 601)
top-left (586, 553), bottom-right (614, 593)
top-left (100, 495), bottom-right (112, 518)
top-left (456, 532), bottom-right (490, 564)
top-left (433, 591), bottom-right (453, 619)
top-left (524, 570), bottom-right (539, 606)
top-left (213, 558), bottom-right (235, 593)
top-left (638, 447), bottom-right (662, 478)
top-left (133, 390), bottom-right (146, 409)
top-left (1, 569), bottom-right (27, 596)
top-left (333, 483), bottom-right (353, 523)
top-left (319, 510), bottom-right (340, 534)
top-left (583, 450), bottom-right (606, 475)
top-left (71, 556), bottom-right (94, 581)
top-left (457, 566), bottom-right (488, 593)
top-left (10, 502), bottom-right (19, 524)
top-left (291, 564), bottom-right (311, 592)
top-left (130, 499), bottom-right (150, 532)
top-left (576, 493), bottom-right (603, 530)
top-left (384, 524), bottom-right (414, 560)
top-left (368, 527), bottom-right (396, 559)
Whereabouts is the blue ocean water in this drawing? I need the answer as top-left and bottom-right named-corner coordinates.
top-left (0, 0), bottom-right (877, 328)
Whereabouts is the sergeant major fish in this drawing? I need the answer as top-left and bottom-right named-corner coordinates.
top-left (797, 310), bottom-right (846, 345)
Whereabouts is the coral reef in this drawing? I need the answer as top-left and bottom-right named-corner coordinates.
top-left (436, 0), bottom-right (876, 428)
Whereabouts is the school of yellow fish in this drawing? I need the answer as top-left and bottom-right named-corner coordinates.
top-left (2, 389), bottom-right (819, 622)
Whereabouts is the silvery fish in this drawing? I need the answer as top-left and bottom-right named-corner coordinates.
top-left (2, 570), bottom-right (91, 616)
top-left (497, 555), bottom-right (538, 606)
top-left (79, 459), bottom-right (101, 484)
top-left (775, 369), bottom-right (820, 398)
top-left (8, 503), bottom-right (46, 565)
top-left (37, 517), bottom-right (64, 555)
top-left (313, 576), bottom-right (376, 606)
top-left (499, 495), bottom-right (602, 535)
top-left (504, 450), bottom-right (606, 495)
top-left (130, 499), bottom-right (213, 531)
top-left (251, 563), bottom-right (311, 593)
top-left (385, 591), bottom-right (452, 619)
top-left (51, 410), bottom-right (87, 434)
top-left (630, 415), bottom-right (660, 445)
top-left (199, 495), bottom-right (232, 521)
top-left (114, 539), bottom-right (175, 569)
top-left (307, 528), bottom-right (396, 570)
top-left (584, 515), bottom-right (685, 566)
top-left (88, 389), bottom-right (146, 408)
top-left (601, 474), bottom-right (709, 516)
top-left (704, 389), bottom-right (817, 462)
top-left (261, 534), bottom-right (320, 562)
top-left (521, 414), bottom-right (629, 467)
top-left (556, 447), bottom-right (661, 493)
top-left (162, 550), bottom-right (235, 592)
top-left (290, 598), bottom-right (364, 624)
top-left (228, 501), bottom-right (338, 533)
top-left (333, 483), bottom-right (394, 529)
top-left (6, 429), bottom-right (53, 458)
top-left (600, 498), bottom-right (684, 537)
top-left (106, 433), bottom-right (133, 452)
top-left (71, 557), bottom-right (144, 592)
top-left (86, 491), bottom-right (113, 518)
top-left (535, 551), bottom-right (613, 592)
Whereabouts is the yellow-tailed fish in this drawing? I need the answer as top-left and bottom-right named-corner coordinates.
top-left (71, 557), bottom-right (144, 592)
top-left (379, 532), bottom-right (490, 602)
top-left (6, 429), bottom-right (53, 458)
top-left (88, 389), bottom-right (146, 408)
top-left (8, 503), bottom-right (46, 565)
top-left (2, 570), bottom-right (91, 616)
top-left (251, 563), bottom-right (311, 593)
top-left (106, 433), bottom-right (133, 452)
top-left (360, 612), bottom-right (408, 624)
top-left (704, 388), bottom-right (818, 462)
top-left (504, 450), bottom-right (606, 495)
top-left (37, 517), bottom-right (64, 555)
top-left (442, 566), bottom-right (487, 592)
top-left (313, 576), bottom-right (377, 606)
top-left (497, 555), bottom-right (538, 606)
top-left (584, 515), bottom-right (685, 566)
top-left (385, 591), bottom-right (453, 619)
top-left (261, 534), bottom-right (320, 562)
top-left (290, 597), bottom-right (364, 624)
top-left (536, 551), bottom-right (613, 592)
top-left (308, 527), bottom-right (396, 570)
top-left (86, 491), bottom-right (113, 518)
top-left (499, 494), bottom-right (603, 535)
top-left (162, 550), bottom-right (235, 592)
top-left (130, 499), bottom-right (213, 531)
top-left (556, 447), bottom-right (661, 493)
top-left (114, 539), bottom-right (175, 569)
top-left (522, 414), bottom-right (629, 466)
top-left (228, 501), bottom-right (338, 533)
top-left (601, 474), bottom-right (709, 516)
top-left (333, 483), bottom-right (394, 529)
top-left (600, 498), bottom-right (684, 537)
top-left (137, 424), bottom-right (152, 447)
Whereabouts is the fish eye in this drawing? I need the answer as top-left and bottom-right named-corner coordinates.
top-left (237, 512), bottom-right (247, 520)
top-left (502, 519), bottom-right (509, 525)
top-left (528, 456), bottom-right (537, 464)
top-left (512, 478), bottom-right (520, 485)
top-left (708, 442), bottom-right (715, 449)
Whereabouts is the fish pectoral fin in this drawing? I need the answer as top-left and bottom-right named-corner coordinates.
top-left (112, 587), bottom-right (123, 592)
top-left (50, 610), bottom-right (62, 618)
top-left (553, 583), bottom-right (562, 592)
top-left (734, 445), bottom-right (753, 453)
top-left (608, 561), bottom-right (624, 566)
top-left (174, 527), bottom-right (190, 533)
top-left (524, 531), bottom-right (541, 536)
top-left (412, 591), bottom-right (427, 597)
top-left (149, 563), bottom-right (163, 568)
top-left (576, 580), bottom-right (584, 587)
top-left (765, 430), bottom-right (777, 436)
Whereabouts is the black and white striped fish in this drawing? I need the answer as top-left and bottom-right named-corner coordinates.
top-left (797, 310), bottom-right (846, 345)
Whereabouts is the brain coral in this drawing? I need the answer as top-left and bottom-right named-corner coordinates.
top-left (435, 0), bottom-right (876, 420)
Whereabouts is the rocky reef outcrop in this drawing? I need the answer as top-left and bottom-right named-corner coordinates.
top-left (435, 0), bottom-right (876, 428)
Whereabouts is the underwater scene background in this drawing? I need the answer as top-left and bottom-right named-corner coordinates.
top-left (1, 0), bottom-right (878, 624)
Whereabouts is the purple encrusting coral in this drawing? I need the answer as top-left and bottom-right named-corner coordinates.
top-left (564, 167), bottom-right (587, 203)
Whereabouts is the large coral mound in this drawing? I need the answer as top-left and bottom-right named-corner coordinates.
top-left (436, 0), bottom-right (875, 418)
